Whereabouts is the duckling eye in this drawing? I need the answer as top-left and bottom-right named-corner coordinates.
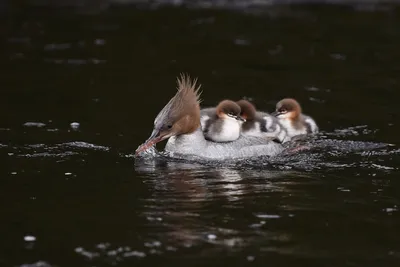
top-left (279, 109), bottom-right (287, 113)
top-left (167, 124), bottom-right (173, 129)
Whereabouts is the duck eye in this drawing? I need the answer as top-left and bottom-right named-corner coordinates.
top-left (167, 124), bottom-right (173, 129)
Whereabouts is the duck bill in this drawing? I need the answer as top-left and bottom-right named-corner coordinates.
top-left (135, 129), bottom-right (170, 155)
top-left (271, 111), bottom-right (279, 117)
top-left (237, 116), bottom-right (246, 122)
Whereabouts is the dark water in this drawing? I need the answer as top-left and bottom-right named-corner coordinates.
top-left (2, 4), bottom-right (400, 267)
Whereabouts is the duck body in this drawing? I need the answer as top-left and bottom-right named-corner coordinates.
top-left (272, 98), bottom-right (318, 139)
top-left (200, 100), bottom-right (245, 143)
top-left (165, 127), bottom-right (283, 160)
top-left (135, 74), bottom-right (285, 160)
top-left (240, 110), bottom-right (289, 143)
top-left (278, 113), bottom-right (318, 139)
top-left (236, 100), bottom-right (289, 143)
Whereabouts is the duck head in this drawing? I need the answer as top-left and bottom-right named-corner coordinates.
top-left (136, 74), bottom-right (202, 154)
top-left (272, 98), bottom-right (302, 120)
top-left (236, 99), bottom-right (257, 121)
top-left (216, 100), bottom-right (245, 122)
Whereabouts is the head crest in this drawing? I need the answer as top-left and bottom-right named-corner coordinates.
top-left (176, 73), bottom-right (202, 104)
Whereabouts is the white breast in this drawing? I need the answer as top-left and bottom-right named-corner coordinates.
top-left (206, 117), bottom-right (241, 142)
top-left (278, 119), bottom-right (307, 139)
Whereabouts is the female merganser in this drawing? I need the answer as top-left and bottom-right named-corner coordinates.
top-left (271, 98), bottom-right (318, 139)
top-left (135, 74), bottom-right (283, 160)
top-left (200, 100), bottom-right (245, 142)
top-left (236, 99), bottom-right (289, 143)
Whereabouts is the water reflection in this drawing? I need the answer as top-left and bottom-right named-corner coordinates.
top-left (134, 157), bottom-right (304, 250)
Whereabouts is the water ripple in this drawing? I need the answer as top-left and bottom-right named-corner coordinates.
top-left (19, 262), bottom-right (53, 267)
top-left (7, 142), bottom-right (110, 159)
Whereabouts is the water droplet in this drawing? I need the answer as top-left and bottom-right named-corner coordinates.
top-left (255, 214), bottom-right (280, 219)
top-left (330, 53), bottom-right (346, 60)
top-left (24, 235), bottom-right (36, 242)
top-left (96, 243), bottom-right (110, 250)
top-left (247, 255), bottom-right (255, 261)
top-left (384, 207), bottom-right (397, 213)
top-left (70, 122), bottom-right (80, 130)
top-left (123, 250), bottom-right (146, 258)
top-left (23, 122), bottom-right (46, 128)
top-left (234, 39), bottom-right (250, 46)
top-left (207, 234), bottom-right (217, 240)
top-left (144, 241), bottom-right (162, 247)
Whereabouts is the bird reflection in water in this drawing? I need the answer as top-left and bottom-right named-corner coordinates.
top-left (134, 157), bottom-right (298, 251)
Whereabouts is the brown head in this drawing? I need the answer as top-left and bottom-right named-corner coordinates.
top-left (136, 73), bottom-right (202, 154)
top-left (236, 99), bottom-right (257, 121)
top-left (215, 100), bottom-right (245, 122)
top-left (272, 98), bottom-right (302, 120)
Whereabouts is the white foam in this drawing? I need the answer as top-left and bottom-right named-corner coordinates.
top-left (70, 122), bottom-right (80, 130)
top-left (23, 122), bottom-right (46, 128)
top-left (24, 235), bottom-right (36, 242)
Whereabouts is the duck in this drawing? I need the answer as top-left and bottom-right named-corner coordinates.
top-left (236, 99), bottom-right (289, 143)
top-left (135, 74), bottom-right (283, 160)
top-left (200, 100), bottom-right (245, 142)
top-left (271, 98), bottom-right (318, 139)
